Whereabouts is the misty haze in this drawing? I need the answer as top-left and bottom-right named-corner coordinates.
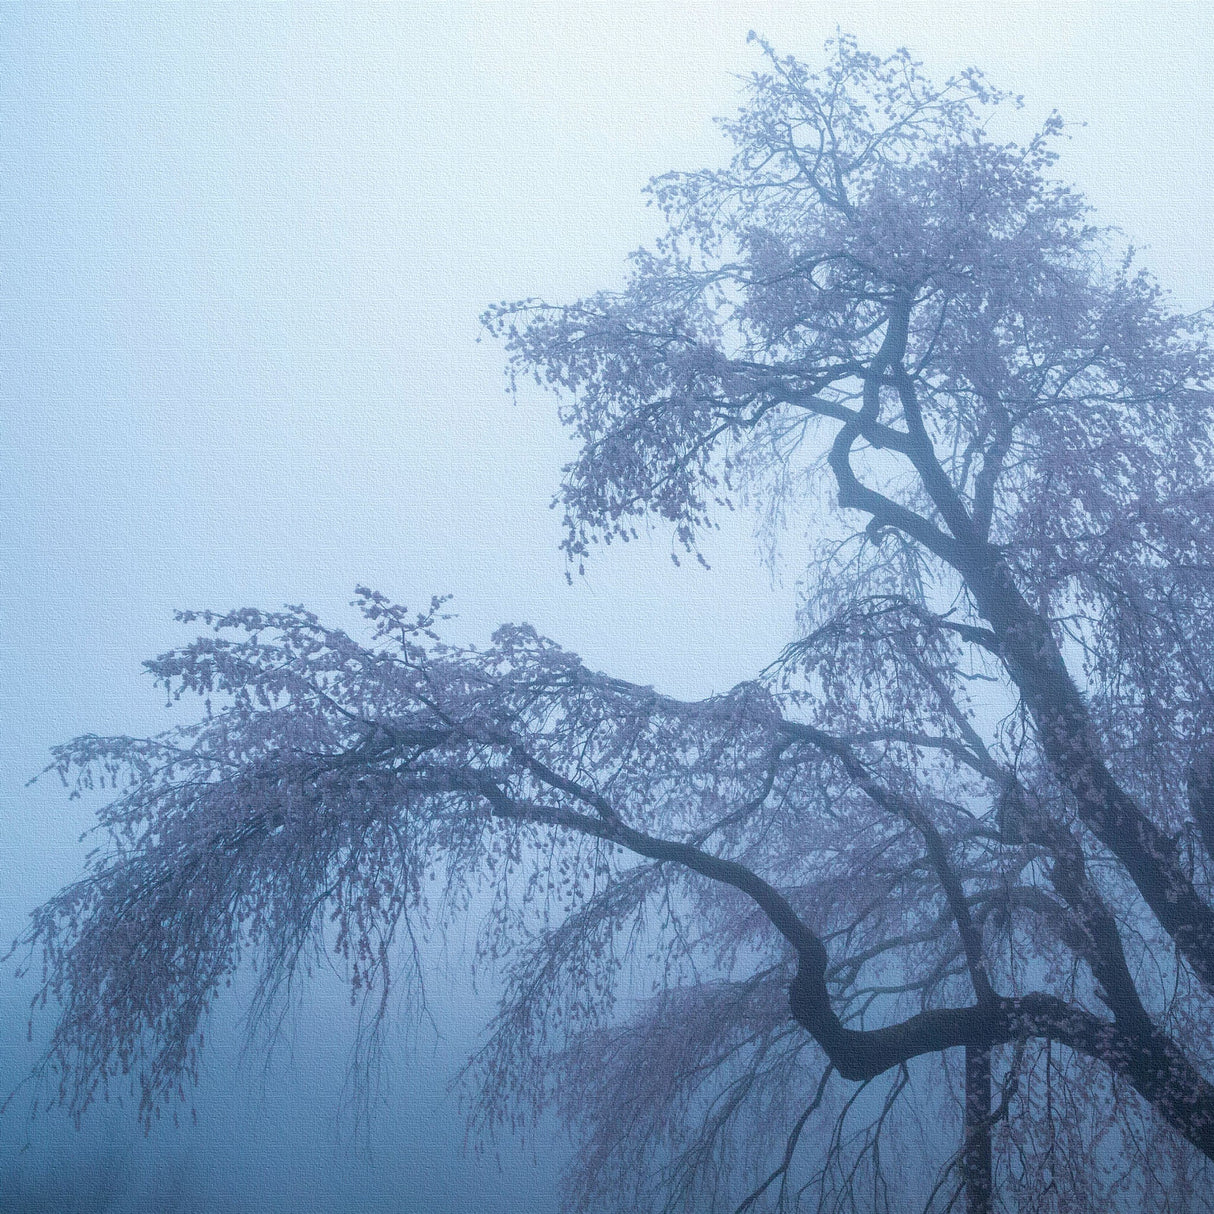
top-left (5, 5), bottom-right (1214, 1213)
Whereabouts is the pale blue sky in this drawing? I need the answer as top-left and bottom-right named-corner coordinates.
top-left (2, 5), bottom-right (1212, 1209)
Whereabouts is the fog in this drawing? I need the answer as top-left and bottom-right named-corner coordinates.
top-left (2, 3), bottom-right (1212, 1209)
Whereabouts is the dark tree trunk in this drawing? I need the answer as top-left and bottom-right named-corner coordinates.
top-left (964, 1044), bottom-right (993, 1214)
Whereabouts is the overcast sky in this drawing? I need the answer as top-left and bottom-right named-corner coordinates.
top-left (3, 4), bottom-right (1213, 1210)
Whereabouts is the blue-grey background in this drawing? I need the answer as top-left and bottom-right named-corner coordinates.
top-left (2, 4), bottom-right (1212, 1210)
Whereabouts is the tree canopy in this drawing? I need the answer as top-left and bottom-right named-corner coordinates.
top-left (17, 35), bottom-right (1214, 1213)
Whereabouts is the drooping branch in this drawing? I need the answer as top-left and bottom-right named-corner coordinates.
top-left (458, 752), bottom-right (1214, 1162)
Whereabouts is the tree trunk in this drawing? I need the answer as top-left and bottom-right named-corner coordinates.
top-left (964, 1044), bottom-right (993, 1214)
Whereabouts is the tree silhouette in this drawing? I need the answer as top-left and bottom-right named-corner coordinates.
top-left (17, 35), bottom-right (1214, 1213)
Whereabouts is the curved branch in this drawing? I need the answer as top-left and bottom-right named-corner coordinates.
top-left (826, 304), bottom-right (964, 565)
top-left (818, 301), bottom-right (1214, 1003)
top-left (458, 765), bottom-right (1214, 1164)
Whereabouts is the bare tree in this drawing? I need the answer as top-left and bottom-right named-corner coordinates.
top-left (15, 35), bottom-right (1214, 1213)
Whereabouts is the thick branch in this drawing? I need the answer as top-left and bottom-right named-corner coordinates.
top-left (889, 359), bottom-right (981, 546)
top-left (463, 772), bottom-right (826, 970)
top-left (1188, 750), bottom-right (1214, 865)
top-left (459, 764), bottom-right (1214, 1164)
top-left (819, 302), bottom-right (1214, 999)
top-left (787, 974), bottom-right (1214, 1161)
top-left (966, 559), bottom-right (1214, 996)
top-left (826, 304), bottom-right (964, 565)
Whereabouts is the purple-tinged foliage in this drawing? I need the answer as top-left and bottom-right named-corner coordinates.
top-left (18, 34), bottom-right (1214, 1214)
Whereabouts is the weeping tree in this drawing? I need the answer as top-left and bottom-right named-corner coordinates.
top-left (16, 35), bottom-right (1214, 1213)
